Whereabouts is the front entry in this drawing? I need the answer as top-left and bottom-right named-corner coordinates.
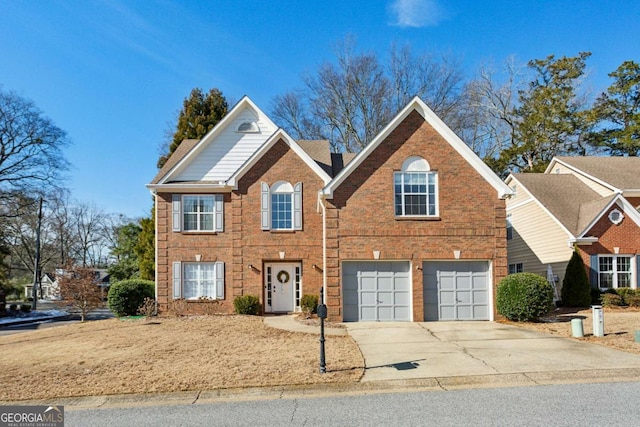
top-left (265, 263), bottom-right (301, 313)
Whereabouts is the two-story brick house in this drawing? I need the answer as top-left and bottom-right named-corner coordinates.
top-left (148, 96), bottom-right (512, 321)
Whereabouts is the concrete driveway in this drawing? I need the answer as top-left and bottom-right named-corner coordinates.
top-left (346, 321), bottom-right (640, 382)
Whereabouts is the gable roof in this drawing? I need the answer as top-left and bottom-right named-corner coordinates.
top-left (508, 172), bottom-right (640, 238)
top-left (150, 139), bottom-right (199, 185)
top-left (511, 174), bottom-right (603, 236)
top-left (548, 156), bottom-right (640, 191)
top-left (227, 129), bottom-right (333, 188)
top-left (148, 96), bottom-right (278, 189)
top-left (320, 96), bottom-right (512, 199)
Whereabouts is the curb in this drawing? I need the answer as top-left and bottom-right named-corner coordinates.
top-left (6, 368), bottom-right (640, 410)
top-left (0, 314), bottom-right (72, 328)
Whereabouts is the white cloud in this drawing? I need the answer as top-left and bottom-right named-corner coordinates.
top-left (388, 0), bottom-right (445, 28)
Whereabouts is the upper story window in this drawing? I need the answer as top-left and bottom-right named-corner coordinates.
top-left (394, 156), bottom-right (438, 217)
top-left (171, 194), bottom-right (224, 233)
top-left (506, 213), bottom-right (513, 240)
top-left (261, 181), bottom-right (302, 231)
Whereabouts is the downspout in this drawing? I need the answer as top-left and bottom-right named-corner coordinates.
top-left (319, 195), bottom-right (327, 304)
top-left (153, 191), bottom-right (159, 316)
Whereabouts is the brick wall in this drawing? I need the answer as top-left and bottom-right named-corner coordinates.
top-left (156, 138), bottom-right (325, 314)
top-left (324, 110), bottom-right (507, 321)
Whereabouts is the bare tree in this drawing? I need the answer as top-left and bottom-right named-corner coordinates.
top-left (0, 88), bottom-right (70, 211)
top-left (58, 265), bottom-right (103, 322)
top-left (271, 39), bottom-right (470, 153)
top-left (70, 203), bottom-right (108, 267)
top-left (462, 57), bottom-right (524, 160)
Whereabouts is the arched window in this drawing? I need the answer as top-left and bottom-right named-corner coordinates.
top-left (261, 181), bottom-right (303, 230)
top-left (236, 121), bottom-right (259, 133)
top-left (394, 156), bottom-right (438, 217)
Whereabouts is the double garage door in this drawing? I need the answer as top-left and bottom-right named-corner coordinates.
top-left (342, 260), bottom-right (489, 321)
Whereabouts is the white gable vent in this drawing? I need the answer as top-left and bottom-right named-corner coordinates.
top-left (237, 121), bottom-right (259, 133)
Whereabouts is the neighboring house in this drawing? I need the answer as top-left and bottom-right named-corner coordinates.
top-left (25, 269), bottom-right (111, 301)
top-left (24, 273), bottom-right (59, 300)
top-left (148, 96), bottom-right (512, 321)
top-left (505, 156), bottom-right (640, 296)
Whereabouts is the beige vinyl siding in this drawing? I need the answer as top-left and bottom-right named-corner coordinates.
top-left (174, 108), bottom-right (277, 182)
top-left (507, 183), bottom-right (574, 274)
top-left (550, 164), bottom-right (614, 197)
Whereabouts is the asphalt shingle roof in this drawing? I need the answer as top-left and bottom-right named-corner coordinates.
top-left (555, 156), bottom-right (640, 190)
top-left (513, 173), bottom-right (605, 235)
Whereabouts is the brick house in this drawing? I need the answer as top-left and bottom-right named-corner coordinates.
top-left (148, 96), bottom-right (512, 321)
top-left (505, 156), bottom-right (640, 297)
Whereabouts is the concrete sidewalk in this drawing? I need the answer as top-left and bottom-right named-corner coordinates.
top-left (346, 321), bottom-right (640, 382)
top-left (263, 315), bottom-right (347, 335)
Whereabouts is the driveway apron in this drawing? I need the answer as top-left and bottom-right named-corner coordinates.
top-left (345, 321), bottom-right (640, 382)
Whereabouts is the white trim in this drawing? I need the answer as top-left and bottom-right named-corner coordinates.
top-left (577, 196), bottom-right (640, 238)
top-left (505, 197), bottom-right (534, 211)
top-left (321, 97), bottom-right (512, 200)
top-left (545, 158), bottom-right (621, 193)
top-left (227, 128), bottom-right (332, 188)
top-left (155, 96), bottom-right (277, 186)
top-left (507, 175), bottom-right (576, 239)
top-left (147, 183), bottom-right (233, 193)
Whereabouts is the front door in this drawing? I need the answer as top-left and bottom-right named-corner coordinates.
top-left (265, 263), bottom-right (301, 313)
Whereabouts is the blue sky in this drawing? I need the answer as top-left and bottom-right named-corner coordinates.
top-left (1, 0), bottom-right (638, 219)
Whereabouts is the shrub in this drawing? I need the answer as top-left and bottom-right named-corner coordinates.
top-left (561, 251), bottom-right (592, 307)
top-left (615, 288), bottom-right (635, 305)
top-left (19, 304), bottom-right (31, 313)
top-left (301, 294), bottom-right (319, 318)
top-left (497, 273), bottom-right (554, 322)
top-left (168, 298), bottom-right (189, 316)
top-left (625, 294), bottom-right (640, 308)
top-left (137, 297), bottom-right (156, 318)
top-left (601, 293), bottom-right (624, 307)
top-left (108, 279), bottom-right (155, 317)
top-left (233, 295), bottom-right (260, 315)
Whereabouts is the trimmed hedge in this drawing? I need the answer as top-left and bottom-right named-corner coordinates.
top-left (233, 295), bottom-right (260, 315)
top-left (497, 273), bottom-right (554, 322)
top-left (107, 279), bottom-right (155, 317)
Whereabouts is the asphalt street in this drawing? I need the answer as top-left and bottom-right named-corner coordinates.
top-left (66, 381), bottom-right (640, 427)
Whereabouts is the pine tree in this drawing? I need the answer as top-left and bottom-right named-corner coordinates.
top-left (561, 251), bottom-right (592, 307)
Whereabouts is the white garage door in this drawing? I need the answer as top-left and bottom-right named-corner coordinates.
top-left (423, 261), bottom-right (490, 321)
top-left (343, 261), bottom-right (411, 322)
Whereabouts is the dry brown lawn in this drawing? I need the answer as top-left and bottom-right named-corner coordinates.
top-left (503, 306), bottom-right (640, 355)
top-left (0, 315), bottom-right (363, 402)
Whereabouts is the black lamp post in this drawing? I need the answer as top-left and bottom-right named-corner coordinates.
top-left (318, 287), bottom-right (327, 374)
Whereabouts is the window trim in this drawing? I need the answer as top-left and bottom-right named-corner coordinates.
top-left (508, 263), bottom-right (523, 274)
top-left (597, 254), bottom-right (634, 289)
top-left (173, 261), bottom-right (224, 300)
top-left (394, 157), bottom-right (439, 218)
top-left (172, 194), bottom-right (224, 233)
top-left (261, 181), bottom-right (302, 231)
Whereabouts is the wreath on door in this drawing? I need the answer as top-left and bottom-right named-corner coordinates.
top-left (277, 270), bottom-right (290, 284)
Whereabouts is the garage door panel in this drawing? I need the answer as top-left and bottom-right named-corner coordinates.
top-left (395, 292), bottom-right (410, 305)
top-left (342, 261), bottom-right (411, 322)
top-left (440, 290), bottom-right (455, 304)
top-left (423, 261), bottom-right (490, 321)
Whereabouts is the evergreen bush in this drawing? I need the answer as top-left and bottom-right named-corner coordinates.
top-left (561, 251), bottom-right (592, 307)
top-left (301, 294), bottom-right (319, 317)
top-left (107, 279), bottom-right (155, 317)
top-left (497, 273), bottom-right (554, 321)
top-left (233, 295), bottom-right (260, 315)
